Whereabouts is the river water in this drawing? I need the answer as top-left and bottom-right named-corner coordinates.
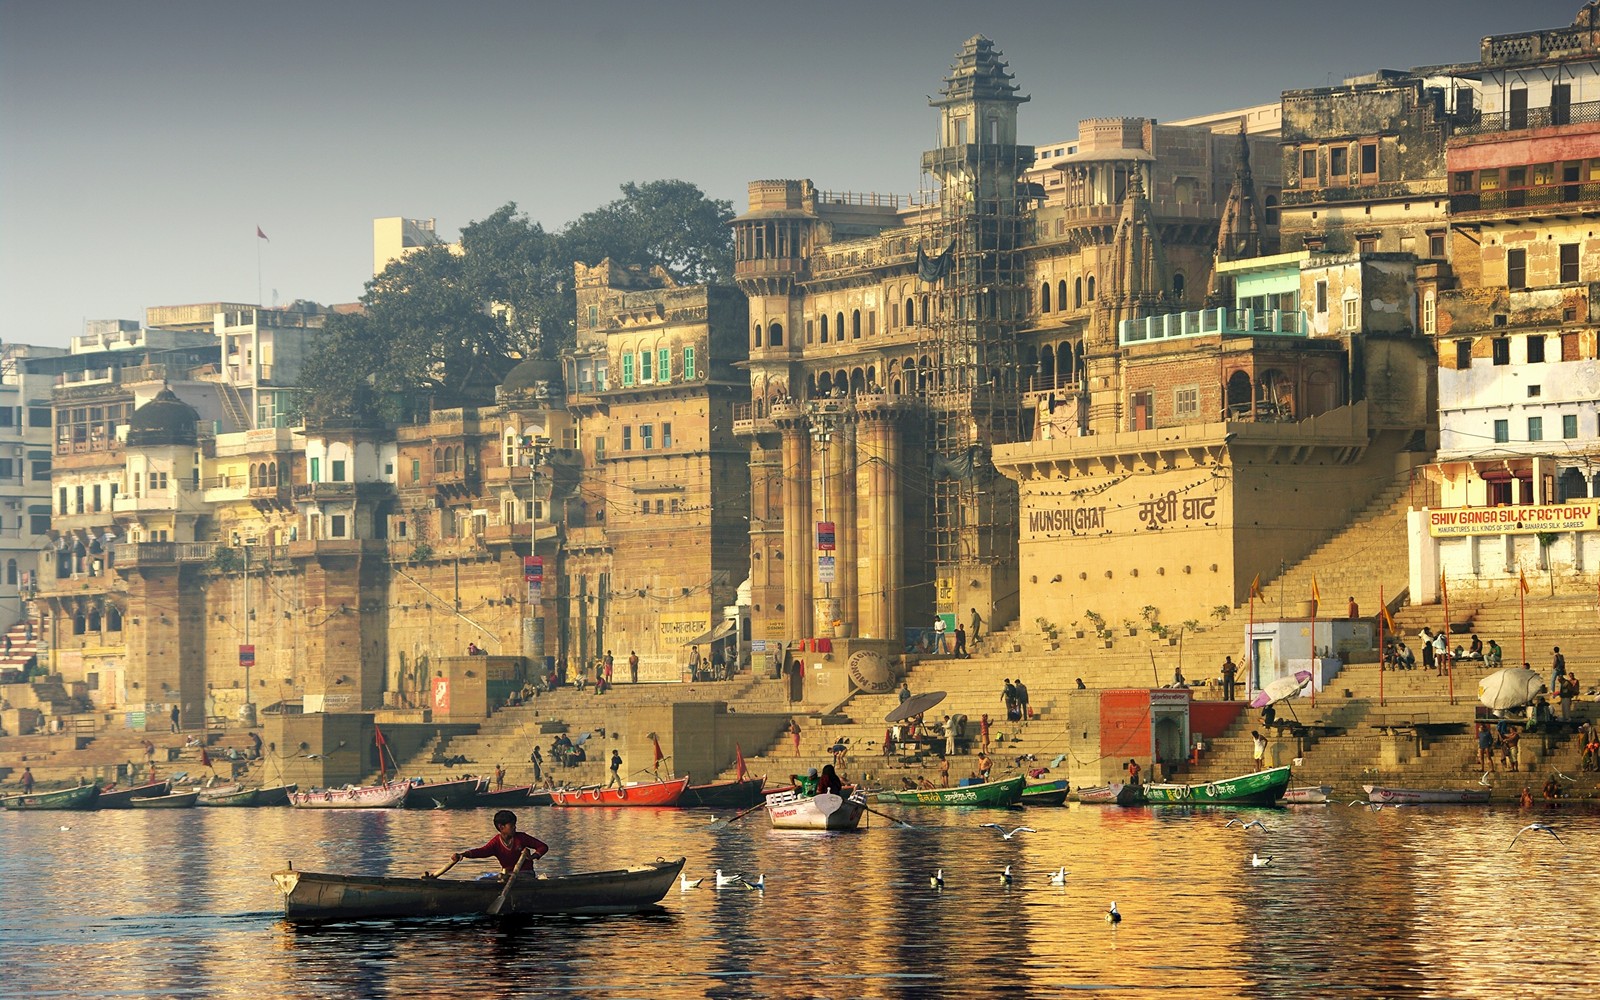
top-left (2, 800), bottom-right (1595, 999)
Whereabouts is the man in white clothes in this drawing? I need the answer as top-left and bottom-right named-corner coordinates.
top-left (933, 615), bottom-right (948, 654)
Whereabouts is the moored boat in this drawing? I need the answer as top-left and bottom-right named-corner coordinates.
top-left (198, 784), bottom-right (260, 807)
top-left (132, 788), bottom-right (200, 808)
top-left (1073, 782), bottom-right (1144, 806)
top-left (679, 775), bottom-right (766, 809)
top-left (404, 776), bottom-right (488, 809)
top-left (1021, 778), bottom-right (1069, 807)
top-left (290, 781), bottom-right (411, 809)
top-left (764, 788), bottom-right (867, 830)
top-left (475, 784), bottom-right (539, 807)
top-left (1143, 766), bottom-right (1291, 807)
top-left (254, 784), bottom-right (297, 807)
top-left (97, 780), bottom-right (171, 809)
top-left (1364, 785), bottom-right (1490, 805)
top-left (271, 857), bottom-right (687, 922)
top-left (873, 774), bottom-right (1025, 808)
top-left (549, 776), bottom-right (689, 807)
top-left (2, 782), bottom-right (102, 811)
top-left (1283, 785), bottom-right (1334, 804)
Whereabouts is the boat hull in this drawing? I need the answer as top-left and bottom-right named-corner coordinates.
top-left (1074, 783), bottom-right (1143, 806)
top-left (290, 782), bottom-right (411, 809)
top-left (1283, 785), bottom-right (1334, 804)
top-left (476, 785), bottom-right (539, 807)
top-left (549, 776), bottom-right (689, 807)
top-left (132, 789), bottom-right (200, 808)
top-left (199, 785), bottom-right (260, 807)
top-left (873, 774), bottom-right (1025, 808)
top-left (254, 784), bottom-right (297, 807)
top-left (404, 777), bottom-right (488, 809)
top-left (1364, 785), bottom-right (1491, 805)
top-left (1021, 779), bottom-right (1069, 807)
top-left (764, 789), bottom-right (866, 830)
top-left (97, 781), bottom-right (171, 809)
top-left (272, 857), bottom-right (687, 922)
top-left (1143, 766), bottom-right (1291, 807)
top-left (679, 776), bottom-right (766, 809)
top-left (2, 783), bottom-right (101, 811)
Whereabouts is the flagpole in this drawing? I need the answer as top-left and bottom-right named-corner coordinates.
top-left (1520, 569), bottom-right (1528, 664)
top-left (1378, 584), bottom-right (1386, 708)
top-left (1442, 571), bottom-right (1454, 705)
top-left (1248, 588), bottom-right (1256, 699)
top-left (256, 231), bottom-right (263, 307)
top-left (1309, 577), bottom-right (1318, 709)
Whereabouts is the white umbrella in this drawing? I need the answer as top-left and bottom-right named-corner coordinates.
top-left (1478, 667), bottom-right (1544, 711)
top-left (1250, 670), bottom-right (1312, 709)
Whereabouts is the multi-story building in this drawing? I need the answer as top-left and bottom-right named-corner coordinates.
top-left (0, 343), bottom-right (66, 637)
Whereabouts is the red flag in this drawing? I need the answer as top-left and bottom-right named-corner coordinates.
top-left (652, 736), bottom-right (664, 767)
top-left (256, 226), bottom-right (269, 241)
top-left (734, 743), bottom-right (747, 782)
top-left (200, 747), bottom-right (211, 768)
top-left (373, 722), bottom-right (387, 746)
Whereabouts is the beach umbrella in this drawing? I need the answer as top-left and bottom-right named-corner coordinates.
top-left (1478, 666), bottom-right (1543, 711)
top-left (1250, 670), bottom-right (1312, 709)
top-left (886, 690), bottom-right (946, 724)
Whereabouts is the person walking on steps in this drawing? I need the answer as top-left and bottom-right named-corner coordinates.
top-left (970, 607), bottom-right (984, 647)
top-left (606, 750), bottom-right (623, 791)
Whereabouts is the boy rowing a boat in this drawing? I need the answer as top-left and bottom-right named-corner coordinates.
top-left (446, 810), bottom-right (548, 879)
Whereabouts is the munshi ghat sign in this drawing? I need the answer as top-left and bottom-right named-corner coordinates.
top-left (1427, 502), bottom-right (1599, 537)
top-left (1024, 491), bottom-right (1220, 538)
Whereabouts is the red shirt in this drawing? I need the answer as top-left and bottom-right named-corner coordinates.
top-left (464, 832), bottom-right (548, 873)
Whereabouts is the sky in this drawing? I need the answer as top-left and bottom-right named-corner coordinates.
top-left (0, 0), bottom-right (1582, 346)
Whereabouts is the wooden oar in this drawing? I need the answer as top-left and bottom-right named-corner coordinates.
top-left (709, 801), bottom-right (767, 828)
top-left (486, 849), bottom-right (532, 916)
top-left (424, 856), bottom-right (461, 880)
top-left (860, 803), bottom-right (916, 829)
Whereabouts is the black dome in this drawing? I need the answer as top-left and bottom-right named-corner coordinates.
top-left (126, 387), bottom-right (199, 448)
top-left (501, 358), bottom-right (562, 394)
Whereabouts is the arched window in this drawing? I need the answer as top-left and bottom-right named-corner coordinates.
top-left (1264, 194), bottom-right (1279, 226)
top-left (248, 464), bottom-right (259, 488)
top-left (1040, 346), bottom-right (1056, 388)
top-left (770, 322), bottom-right (783, 346)
top-left (755, 323), bottom-right (764, 348)
top-left (1074, 277), bottom-right (1083, 308)
top-left (921, 295), bottom-right (931, 323)
top-left (1173, 272), bottom-right (1186, 298)
top-left (837, 312), bottom-right (846, 342)
top-left (852, 310), bottom-right (861, 339)
top-left (818, 371), bottom-right (833, 395)
top-left (433, 448), bottom-right (444, 474)
top-left (1040, 281), bottom-right (1052, 313)
top-left (273, 462), bottom-right (284, 486)
top-left (851, 368), bottom-right (866, 392)
top-left (108, 606), bottom-right (123, 632)
top-left (1087, 275), bottom-right (1096, 301)
top-left (820, 314), bottom-right (829, 343)
top-left (1058, 279), bottom-right (1068, 310)
top-left (1558, 467), bottom-right (1589, 501)
top-left (1226, 370), bottom-right (1253, 417)
top-left (905, 297), bottom-right (915, 325)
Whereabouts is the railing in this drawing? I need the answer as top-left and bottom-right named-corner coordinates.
top-left (109, 541), bottom-right (216, 565)
top-left (292, 482), bottom-right (355, 500)
top-left (1449, 182), bottom-right (1600, 214)
top-left (1027, 374), bottom-right (1082, 394)
top-left (815, 190), bottom-right (906, 209)
top-left (1119, 307), bottom-right (1304, 345)
top-left (1453, 97), bottom-right (1600, 136)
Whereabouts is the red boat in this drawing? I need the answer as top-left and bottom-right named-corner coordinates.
top-left (549, 776), bottom-right (689, 807)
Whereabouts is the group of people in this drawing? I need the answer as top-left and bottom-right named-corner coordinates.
top-left (548, 734), bottom-right (586, 768)
top-left (927, 608), bottom-right (985, 657)
top-left (1389, 628), bottom-right (1506, 673)
top-left (1001, 678), bottom-right (1030, 722)
top-left (687, 644), bottom-right (733, 682)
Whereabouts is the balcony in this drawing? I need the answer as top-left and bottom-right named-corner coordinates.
top-left (1452, 98), bottom-right (1600, 137)
top-left (1436, 284), bottom-right (1599, 335)
top-left (109, 541), bottom-right (216, 568)
top-left (1119, 307), bottom-right (1305, 346)
top-left (732, 402), bottom-right (777, 437)
top-left (1449, 181), bottom-right (1600, 219)
top-left (293, 482), bottom-right (355, 502)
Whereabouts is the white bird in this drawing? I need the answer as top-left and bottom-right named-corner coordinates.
top-left (980, 823), bottom-right (1036, 840)
top-left (1106, 902), bottom-right (1121, 925)
top-left (1479, 772), bottom-right (1493, 787)
top-left (679, 874), bottom-right (703, 891)
top-left (1048, 866), bottom-right (1068, 886)
top-left (1251, 853), bottom-right (1272, 867)
top-left (714, 869), bottom-right (747, 888)
top-left (752, 874), bottom-right (765, 892)
top-left (1000, 864), bottom-right (1013, 885)
top-left (58, 825), bottom-right (72, 832)
top-left (930, 868), bottom-right (944, 889)
top-left (1225, 819), bottom-right (1267, 831)
top-left (1510, 823), bottom-right (1563, 847)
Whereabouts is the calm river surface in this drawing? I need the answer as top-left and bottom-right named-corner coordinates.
top-left (2, 801), bottom-right (1596, 999)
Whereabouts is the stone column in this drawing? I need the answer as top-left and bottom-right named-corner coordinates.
top-left (774, 405), bottom-right (813, 639)
top-left (834, 417), bottom-right (858, 636)
top-left (855, 396), bottom-right (904, 641)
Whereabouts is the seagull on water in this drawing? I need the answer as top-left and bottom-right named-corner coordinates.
top-left (1510, 823), bottom-right (1563, 847)
top-left (930, 869), bottom-right (945, 889)
top-left (1048, 867), bottom-right (1068, 886)
top-left (714, 869), bottom-right (747, 888)
top-left (980, 823), bottom-right (1036, 840)
top-left (1106, 902), bottom-right (1121, 925)
top-left (1225, 819), bottom-right (1267, 831)
top-left (679, 874), bottom-right (703, 891)
top-left (1251, 853), bottom-right (1272, 867)
top-left (752, 874), bottom-right (765, 892)
top-left (1000, 865), bottom-right (1013, 886)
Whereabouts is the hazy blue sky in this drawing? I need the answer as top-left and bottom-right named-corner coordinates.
top-left (0, 0), bottom-right (1580, 345)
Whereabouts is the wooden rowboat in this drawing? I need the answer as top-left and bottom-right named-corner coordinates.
top-left (1073, 782), bottom-right (1143, 806)
top-left (764, 788), bottom-right (867, 830)
top-left (549, 776), bottom-right (689, 807)
top-left (132, 788), bottom-right (200, 808)
top-left (404, 776), bottom-right (488, 810)
top-left (97, 781), bottom-right (171, 809)
top-left (1143, 766), bottom-right (1291, 807)
top-left (290, 781), bottom-right (411, 809)
top-left (2, 782), bottom-right (101, 811)
top-left (198, 784), bottom-right (260, 807)
top-left (1364, 785), bottom-right (1490, 805)
top-left (254, 784), bottom-right (297, 807)
top-left (476, 784), bottom-right (540, 807)
top-left (1021, 779), bottom-right (1069, 807)
top-left (873, 774), bottom-right (1025, 808)
top-left (679, 775), bottom-right (767, 808)
top-left (271, 857), bottom-right (687, 922)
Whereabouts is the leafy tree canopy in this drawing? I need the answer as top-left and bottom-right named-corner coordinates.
top-left (298, 181), bottom-right (733, 424)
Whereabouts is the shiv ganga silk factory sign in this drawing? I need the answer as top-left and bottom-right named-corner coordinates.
top-left (1428, 501), bottom-right (1599, 537)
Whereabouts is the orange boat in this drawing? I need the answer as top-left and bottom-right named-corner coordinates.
top-left (549, 776), bottom-right (689, 807)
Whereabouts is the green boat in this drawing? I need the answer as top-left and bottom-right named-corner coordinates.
top-left (2, 782), bottom-right (102, 811)
top-left (874, 774), bottom-right (1024, 808)
top-left (1020, 778), bottom-right (1069, 807)
top-left (1142, 765), bottom-right (1291, 807)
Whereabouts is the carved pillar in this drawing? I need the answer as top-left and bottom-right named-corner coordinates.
top-left (855, 396), bottom-right (904, 641)
top-left (774, 406), bottom-right (813, 639)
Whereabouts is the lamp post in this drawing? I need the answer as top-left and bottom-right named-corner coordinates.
top-left (521, 435), bottom-right (549, 662)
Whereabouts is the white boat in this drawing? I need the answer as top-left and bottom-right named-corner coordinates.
top-left (764, 788), bottom-right (866, 831)
top-left (290, 781), bottom-right (411, 809)
top-left (1364, 785), bottom-right (1489, 805)
top-left (1282, 785), bottom-right (1333, 804)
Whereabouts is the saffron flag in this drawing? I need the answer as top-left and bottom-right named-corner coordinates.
top-left (652, 735), bottom-right (665, 768)
top-left (1311, 576), bottom-right (1321, 605)
top-left (1440, 572), bottom-right (1448, 599)
top-left (256, 226), bottom-right (269, 241)
top-left (1379, 602), bottom-right (1396, 633)
top-left (1519, 569), bottom-right (1529, 594)
top-left (1249, 574), bottom-right (1263, 600)
top-left (200, 747), bottom-right (212, 769)
top-left (734, 742), bottom-right (748, 783)
top-left (373, 722), bottom-right (386, 746)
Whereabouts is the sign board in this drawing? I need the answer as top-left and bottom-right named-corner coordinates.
top-left (238, 644), bottom-right (255, 667)
top-left (816, 522), bottom-right (835, 551)
top-left (750, 640), bottom-right (768, 653)
top-left (818, 555), bottom-right (836, 583)
top-left (431, 677), bottom-right (451, 715)
top-left (523, 555), bottom-right (543, 581)
top-left (1427, 502), bottom-right (1599, 537)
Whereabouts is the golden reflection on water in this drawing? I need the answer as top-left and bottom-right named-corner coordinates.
top-left (1, 801), bottom-right (1596, 998)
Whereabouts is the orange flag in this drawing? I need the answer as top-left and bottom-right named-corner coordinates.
top-left (1379, 602), bottom-right (1396, 633)
top-left (734, 743), bottom-right (748, 782)
top-left (1249, 574), bottom-right (1263, 600)
top-left (1440, 572), bottom-right (1449, 599)
top-left (1311, 576), bottom-right (1321, 604)
top-left (1519, 569), bottom-right (1529, 594)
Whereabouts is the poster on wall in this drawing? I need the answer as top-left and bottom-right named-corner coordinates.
top-left (432, 677), bottom-right (451, 715)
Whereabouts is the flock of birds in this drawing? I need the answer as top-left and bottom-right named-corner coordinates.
top-left (675, 812), bottom-right (1567, 919)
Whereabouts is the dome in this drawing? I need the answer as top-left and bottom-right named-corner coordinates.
top-left (500, 358), bottom-right (563, 395)
top-left (125, 387), bottom-right (199, 448)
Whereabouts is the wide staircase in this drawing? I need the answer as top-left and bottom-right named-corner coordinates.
top-left (0, 621), bottom-right (46, 674)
